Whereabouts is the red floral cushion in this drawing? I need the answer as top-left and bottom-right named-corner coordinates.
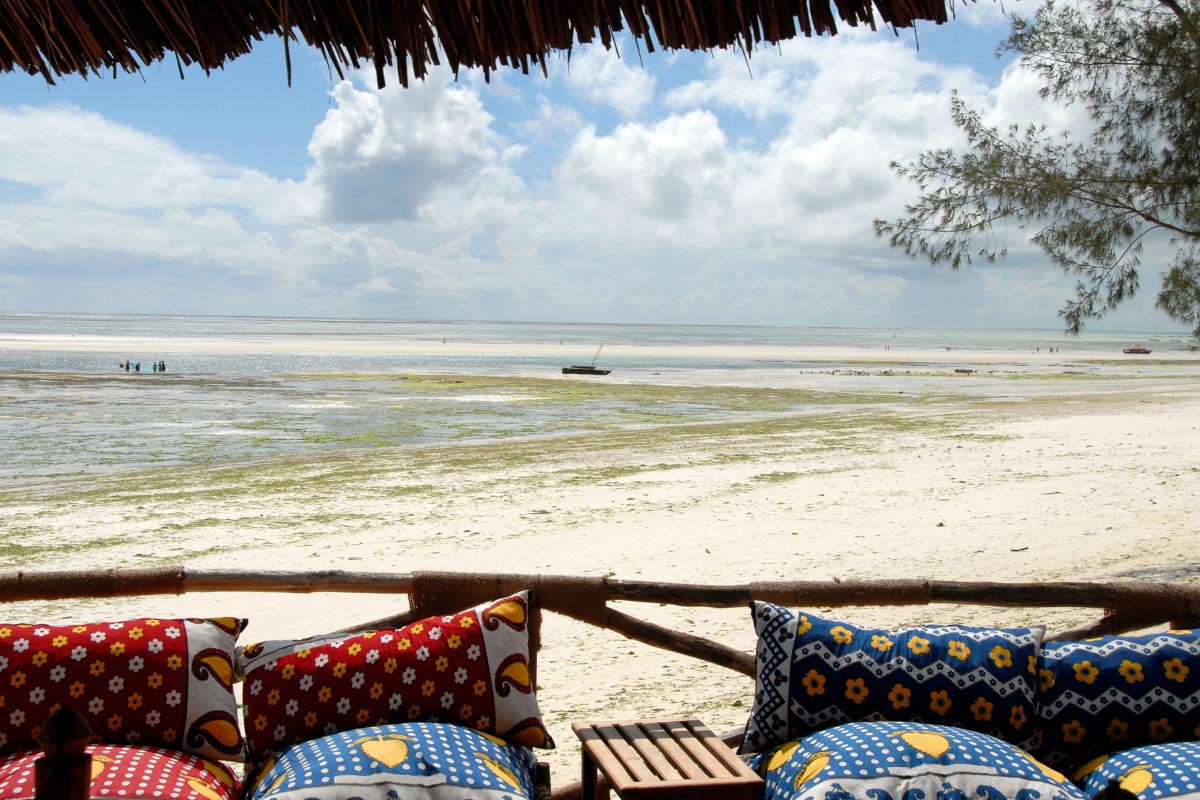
top-left (0, 743), bottom-right (240, 799)
top-left (0, 618), bottom-right (245, 762)
top-left (240, 592), bottom-right (551, 764)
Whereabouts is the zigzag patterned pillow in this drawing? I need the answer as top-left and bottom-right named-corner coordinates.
top-left (1036, 629), bottom-right (1200, 769)
top-left (740, 603), bottom-right (1043, 754)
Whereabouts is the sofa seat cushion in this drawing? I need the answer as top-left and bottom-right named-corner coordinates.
top-left (0, 743), bottom-right (240, 799)
top-left (747, 721), bottom-right (1084, 800)
top-left (245, 721), bottom-right (538, 800)
top-left (1075, 741), bottom-right (1200, 799)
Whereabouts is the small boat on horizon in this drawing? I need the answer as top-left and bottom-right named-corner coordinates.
top-left (562, 344), bottom-right (612, 375)
top-left (1123, 344), bottom-right (1152, 354)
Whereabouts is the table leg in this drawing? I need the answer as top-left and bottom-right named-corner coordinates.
top-left (582, 748), bottom-right (596, 800)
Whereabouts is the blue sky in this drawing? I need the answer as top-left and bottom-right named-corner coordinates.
top-left (0, 7), bottom-right (1186, 332)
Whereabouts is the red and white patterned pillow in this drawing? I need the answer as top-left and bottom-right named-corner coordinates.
top-left (0, 743), bottom-right (240, 799)
top-left (0, 618), bottom-right (245, 762)
top-left (240, 592), bottom-right (551, 764)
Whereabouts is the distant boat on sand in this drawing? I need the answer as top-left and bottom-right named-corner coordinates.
top-left (1123, 344), bottom-right (1152, 354)
top-left (562, 344), bottom-right (611, 375)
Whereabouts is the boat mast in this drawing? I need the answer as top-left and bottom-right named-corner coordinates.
top-left (590, 344), bottom-right (604, 368)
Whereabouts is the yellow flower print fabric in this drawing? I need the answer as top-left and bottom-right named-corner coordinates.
top-left (740, 604), bottom-right (1043, 755)
top-left (1036, 630), bottom-right (1200, 770)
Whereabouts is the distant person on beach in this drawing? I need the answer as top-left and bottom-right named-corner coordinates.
top-left (159, 361), bottom-right (167, 372)
top-left (135, 362), bottom-right (140, 372)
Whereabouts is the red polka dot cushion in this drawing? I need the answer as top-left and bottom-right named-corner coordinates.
top-left (0, 618), bottom-right (245, 762)
top-left (240, 592), bottom-right (551, 765)
top-left (0, 743), bottom-right (240, 799)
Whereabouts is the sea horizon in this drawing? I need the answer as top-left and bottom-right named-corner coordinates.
top-left (1, 310), bottom-right (1194, 377)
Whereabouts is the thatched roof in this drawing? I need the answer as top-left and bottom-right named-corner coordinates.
top-left (1, 0), bottom-right (956, 89)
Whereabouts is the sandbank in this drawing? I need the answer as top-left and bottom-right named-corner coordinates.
top-left (3, 331), bottom-right (1198, 365)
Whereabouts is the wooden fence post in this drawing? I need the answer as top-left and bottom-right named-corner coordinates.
top-left (36, 706), bottom-right (92, 800)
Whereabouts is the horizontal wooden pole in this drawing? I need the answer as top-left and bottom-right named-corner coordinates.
top-left (609, 578), bottom-right (1200, 615)
top-left (183, 570), bottom-right (414, 594)
top-left (0, 568), bottom-right (414, 602)
top-left (2, 569), bottom-right (1195, 624)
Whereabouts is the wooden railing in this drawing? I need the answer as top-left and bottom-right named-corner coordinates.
top-left (7, 568), bottom-right (1198, 799)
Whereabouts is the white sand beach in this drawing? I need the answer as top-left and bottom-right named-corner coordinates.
top-left (2, 333), bottom-right (1198, 777)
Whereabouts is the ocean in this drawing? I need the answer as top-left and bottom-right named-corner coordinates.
top-left (0, 311), bottom-right (1192, 375)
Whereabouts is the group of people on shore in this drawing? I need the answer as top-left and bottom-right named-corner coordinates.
top-left (119, 360), bottom-right (167, 373)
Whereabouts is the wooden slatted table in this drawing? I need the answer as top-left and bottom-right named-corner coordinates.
top-left (572, 718), bottom-right (764, 800)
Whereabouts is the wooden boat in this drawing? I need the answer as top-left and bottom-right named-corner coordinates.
top-left (1123, 344), bottom-right (1152, 354)
top-left (562, 344), bottom-right (611, 375)
top-left (561, 365), bottom-right (611, 375)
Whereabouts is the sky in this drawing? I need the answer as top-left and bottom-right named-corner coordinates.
top-left (0, 6), bottom-right (1188, 333)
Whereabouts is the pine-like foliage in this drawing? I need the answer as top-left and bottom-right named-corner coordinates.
top-left (875, 0), bottom-right (1200, 335)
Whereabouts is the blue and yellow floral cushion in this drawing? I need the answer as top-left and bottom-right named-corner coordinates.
top-left (1075, 741), bottom-right (1200, 799)
top-left (1036, 629), bottom-right (1200, 769)
top-left (741, 604), bottom-right (1043, 754)
top-left (246, 721), bottom-right (538, 800)
top-left (745, 721), bottom-right (1084, 800)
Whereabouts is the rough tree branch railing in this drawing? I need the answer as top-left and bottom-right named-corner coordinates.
top-left (1, 568), bottom-right (1197, 680)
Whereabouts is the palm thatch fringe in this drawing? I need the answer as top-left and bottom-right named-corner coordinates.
top-left (1, 0), bottom-right (957, 88)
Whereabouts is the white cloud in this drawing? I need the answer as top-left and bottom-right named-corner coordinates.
top-left (345, 276), bottom-right (400, 299)
top-left (666, 55), bottom-right (793, 122)
top-left (512, 96), bottom-right (587, 142)
top-left (512, 35), bottom-right (990, 267)
top-left (985, 60), bottom-right (1094, 136)
top-left (305, 70), bottom-right (508, 223)
top-left (560, 45), bottom-right (657, 117)
top-left (953, 0), bottom-right (1043, 29)
top-left (0, 105), bottom-right (295, 216)
top-left (1, 23), bottom-right (1140, 329)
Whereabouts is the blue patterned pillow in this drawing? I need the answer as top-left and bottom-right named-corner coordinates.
top-left (1075, 741), bottom-right (1200, 799)
top-left (1037, 629), bottom-right (1200, 769)
top-left (741, 604), bottom-right (1043, 754)
top-left (245, 721), bottom-right (538, 799)
top-left (745, 721), bottom-right (1083, 800)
